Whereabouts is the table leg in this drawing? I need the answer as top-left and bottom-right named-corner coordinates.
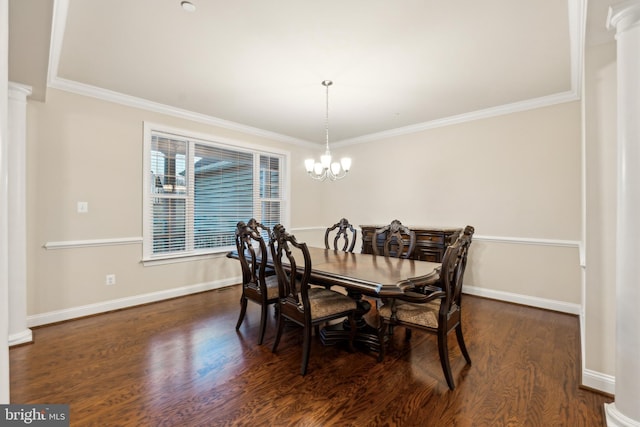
top-left (319, 291), bottom-right (381, 353)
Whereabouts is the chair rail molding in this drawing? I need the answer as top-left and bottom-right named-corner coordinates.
top-left (43, 237), bottom-right (143, 250)
top-left (291, 226), bottom-right (581, 248)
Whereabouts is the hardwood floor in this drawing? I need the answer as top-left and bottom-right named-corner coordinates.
top-left (10, 286), bottom-right (612, 426)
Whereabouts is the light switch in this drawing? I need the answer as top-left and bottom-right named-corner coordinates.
top-left (77, 201), bottom-right (89, 213)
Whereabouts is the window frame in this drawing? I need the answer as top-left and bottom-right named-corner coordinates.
top-left (142, 122), bottom-right (290, 263)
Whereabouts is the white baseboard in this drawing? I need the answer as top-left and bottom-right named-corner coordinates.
top-left (26, 276), bottom-right (241, 328)
top-left (462, 284), bottom-right (581, 315)
top-left (8, 329), bottom-right (33, 347)
top-left (583, 369), bottom-right (615, 395)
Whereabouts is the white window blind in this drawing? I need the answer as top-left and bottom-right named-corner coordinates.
top-left (258, 154), bottom-right (281, 234)
top-left (144, 124), bottom-right (286, 260)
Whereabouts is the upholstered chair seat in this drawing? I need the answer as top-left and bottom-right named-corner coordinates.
top-left (378, 299), bottom-right (441, 329)
top-left (308, 288), bottom-right (357, 319)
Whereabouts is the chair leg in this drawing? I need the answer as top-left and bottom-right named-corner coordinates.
top-left (257, 303), bottom-right (269, 345)
top-left (272, 312), bottom-right (284, 353)
top-left (301, 324), bottom-right (312, 376)
top-left (235, 297), bottom-right (248, 330)
top-left (438, 329), bottom-right (455, 390)
top-left (456, 324), bottom-right (472, 365)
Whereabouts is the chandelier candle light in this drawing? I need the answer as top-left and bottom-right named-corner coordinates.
top-left (305, 80), bottom-right (352, 181)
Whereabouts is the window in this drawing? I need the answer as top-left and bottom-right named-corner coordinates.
top-left (143, 123), bottom-right (287, 261)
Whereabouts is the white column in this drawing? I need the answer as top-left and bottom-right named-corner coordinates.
top-left (606, 1), bottom-right (640, 426)
top-left (0, 0), bottom-right (10, 404)
top-left (7, 83), bottom-right (32, 346)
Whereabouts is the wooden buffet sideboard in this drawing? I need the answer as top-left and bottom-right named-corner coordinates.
top-left (360, 224), bottom-right (462, 262)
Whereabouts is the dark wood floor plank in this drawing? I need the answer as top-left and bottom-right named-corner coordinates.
top-left (10, 286), bottom-right (612, 426)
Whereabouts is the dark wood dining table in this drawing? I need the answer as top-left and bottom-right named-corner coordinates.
top-left (294, 247), bottom-right (440, 296)
top-left (227, 246), bottom-right (441, 352)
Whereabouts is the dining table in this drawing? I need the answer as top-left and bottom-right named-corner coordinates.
top-left (227, 246), bottom-right (441, 352)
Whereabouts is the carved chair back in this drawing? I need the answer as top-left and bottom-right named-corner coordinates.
top-left (235, 221), bottom-right (270, 296)
top-left (437, 237), bottom-right (465, 320)
top-left (324, 218), bottom-right (357, 252)
top-left (269, 224), bottom-right (313, 324)
top-left (452, 225), bottom-right (474, 304)
top-left (372, 219), bottom-right (417, 259)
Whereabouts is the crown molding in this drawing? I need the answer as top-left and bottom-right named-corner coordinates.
top-left (49, 73), bottom-right (580, 150)
top-left (47, 0), bottom-right (584, 149)
top-left (333, 90), bottom-right (580, 147)
top-left (47, 76), bottom-right (313, 147)
top-left (47, 0), bottom-right (68, 87)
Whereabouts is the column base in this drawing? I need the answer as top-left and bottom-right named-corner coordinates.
top-left (605, 402), bottom-right (640, 427)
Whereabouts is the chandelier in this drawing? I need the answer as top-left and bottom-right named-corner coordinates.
top-left (304, 80), bottom-right (352, 181)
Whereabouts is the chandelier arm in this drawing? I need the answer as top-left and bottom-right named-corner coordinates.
top-left (307, 170), bottom-right (328, 181)
top-left (307, 167), bottom-right (348, 181)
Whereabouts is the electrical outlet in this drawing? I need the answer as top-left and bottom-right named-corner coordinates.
top-left (77, 201), bottom-right (89, 213)
top-left (105, 274), bottom-right (116, 285)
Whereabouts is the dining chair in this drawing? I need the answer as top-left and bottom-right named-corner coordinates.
top-left (377, 229), bottom-right (473, 390)
top-left (270, 224), bottom-right (357, 376)
top-left (321, 217), bottom-right (358, 295)
top-left (324, 218), bottom-right (357, 252)
top-left (372, 219), bottom-right (416, 259)
top-left (413, 225), bottom-right (475, 293)
top-left (370, 220), bottom-right (417, 311)
top-left (234, 221), bottom-right (280, 345)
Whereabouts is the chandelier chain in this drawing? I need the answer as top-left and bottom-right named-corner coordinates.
top-left (325, 80), bottom-right (330, 152)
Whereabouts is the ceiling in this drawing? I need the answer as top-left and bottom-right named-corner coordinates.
top-left (8, 0), bottom-right (615, 146)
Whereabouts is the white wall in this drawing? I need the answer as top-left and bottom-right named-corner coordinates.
top-left (25, 89), bottom-right (584, 321)
top-left (300, 102), bottom-right (583, 310)
top-left (25, 88), bottom-right (298, 323)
